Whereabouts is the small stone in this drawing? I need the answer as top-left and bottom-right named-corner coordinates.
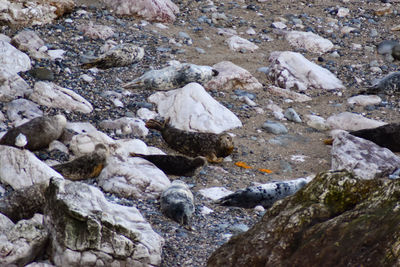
top-left (284, 108), bottom-right (302, 123)
top-left (80, 74), bottom-right (94, 83)
top-left (262, 121), bottom-right (288, 134)
top-left (29, 67), bottom-right (54, 81)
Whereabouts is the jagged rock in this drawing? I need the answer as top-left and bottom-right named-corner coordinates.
top-left (204, 61), bottom-right (262, 91)
top-left (99, 117), bottom-right (148, 137)
top-left (208, 170), bottom-right (400, 266)
top-left (103, 0), bottom-right (179, 23)
top-left (0, 145), bottom-right (63, 189)
top-left (5, 99), bottom-right (43, 126)
top-left (225, 35), bottom-right (259, 52)
top-left (44, 177), bottom-right (164, 266)
top-left (327, 112), bottom-right (386, 131)
top-left (11, 30), bottom-right (45, 54)
top-left (29, 81), bottom-right (93, 114)
top-left (268, 51), bottom-right (345, 91)
top-left (283, 30), bottom-right (334, 54)
top-left (0, 68), bottom-right (31, 102)
top-left (148, 82), bottom-right (242, 134)
top-left (331, 131), bottom-right (400, 179)
top-left (77, 22), bottom-right (114, 40)
top-left (0, 41), bottom-right (31, 75)
top-left (0, 214), bottom-right (49, 267)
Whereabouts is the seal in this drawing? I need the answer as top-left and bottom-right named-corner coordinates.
top-left (215, 177), bottom-right (310, 209)
top-left (51, 143), bottom-right (109, 181)
top-left (130, 153), bottom-right (206, 176)
top-left (366, 71), bottom-right (400, 95)
top-left (145, 118), bottom-right (234, 163)
top-left (161, 180), bottom-right (195, 226)
top-left (0, 115), bottom-right (67, 151)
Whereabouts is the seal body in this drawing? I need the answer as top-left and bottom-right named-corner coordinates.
top-left (350, 123), bottom-right (400, 152)
top-left (0, 115), bottom-right (67, 151)
top-left (215, 177), bottom-right (310, 209)
top-left (161, 180), bottom-right (195, 225)
top-left (145, 119), bottom-right (234, 163)
top-left (367, 71), bottom-right (400, 95)
top-left (130, 153), bottom-right (206, 176)
top-left (52, 144), bottom-right (109, 181)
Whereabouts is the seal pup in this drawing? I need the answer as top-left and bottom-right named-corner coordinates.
top-left (215, 177), bottom-right (310, 209)
top-left (365, 71), bottom-right (400, 95)
top-left (0, 115), bottom-right (67, 151)
top-left (349, 123), bottom-right (400, 152)
top-left (145, 118), bottom-right (234, 163)
top-left (160, 180), bottom-right (195, 226)
top-left (81, 43), bottom-right (144, 69)
top-left (51, 143), bottom-right (109, 181)
top-left (130, 153), bottom-right (207, 176)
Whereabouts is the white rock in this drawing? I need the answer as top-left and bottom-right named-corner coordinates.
top-left (47, 49), bottom-right (65, 60)
top-left (341, 26), bottom-right (356, 34)
top-left (65, 122), bottom-right (98, 135)
top-left (148, 82), bottom-right (242, 134)
top-left (113, 139), bottom-right (165, 158)
top-left (246, 28), bottom-right (256, 35)
top-left (48, 140), bottom-right (69, 154)
top-left (337, 7), bottom-right (350, 17)
top-left (284, 30), bottom-right (334, 54)
top-left (198, 187), bottom-right (234, 201)
top-left (29, 81), bottom-right (93, 114)
top-left (79, 74), bottom-right (94, 83)
top-left (0, 34), bottom-right (11, 43)
top-left (0, 41), bottom-right (31, 75)
top-left (217, 28), bottom-right (237, 36)
top-left (268, 51), bottom-right (345, 91)
top-left (103, 0), bottom-right (179, 23)
top-left (347, 95), bottom-right (382, 106)
top-left (204, 61), bottom-right (262, 91)
top-left (137, 107), bottom-right (157, 120)
top-left (99, 117), bottom-right (148, 137)
top-left (0, 145), bottom-right (63, 189)
top-left (267, 85), bottom-right (312, 102)
top-left (11, 30), bottom-right (45, 53)
top-left (271, 21), bottom-right (287, 29)
top-left (200, 206), bottom-right (214, 215)
top-left (77, 22), bottom-right (114, 40)
top-left (69, 131), bottom-right (116, 157)
top-left (0, 69), bottom-right (32, 102)
top-left (326, 112), bottom-right (387, 131)
top-left (225, 35), bottom-right (259, 52)
top-left (331, 131), bottom-right (400, 179)
top-left (305, 114), bottom-right (330, 131)
top-left (98, 155), bottom-right (171, 199)
top-left (6, 99), bottom-right (43, 125)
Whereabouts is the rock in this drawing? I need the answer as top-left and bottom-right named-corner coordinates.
top-left (262, 121), bottom-right (288, 134)
top-left (208, 170), bottom-right (400, 267)
top-left (0, 34), bottom-right (11, 43)
top-left (347, 95), bottom-right (381, 106)
top-left (268, 51), bottom-right (345, 91)
top-left (77, 22), bottom-right (114, 40)
top-left (331, 131), bottom-right (400, 179)
top-left (198, 187), bottom-right (234, 201)
top-left (305, 115), bottom-right (330, 131)
top-left (137, 107), bottom-right (157, 120)
top-left (336, 7), bottom-right (350, 17)
top-left (204, 61), bottom-right (262, 91)
top-left (0, 68), bottom-right (31, 102)
top-left (44, 177), bottom-right (164, 266)
top-left (99, 117), bottom-right (148, 137)
top-left (79, 74), bottom-right (93, 83)
top-left (0, 0), bottom-right (75, 26)
top-left (0, 41), bottom-right (31, 75)
top-left (11, 30), bottom-right (45, 56)
top-left (0, 145), bottom-right (63, 189)
top-left (113, 138), bottom-right (165, 158)
top-left (225, 35), bottom-right (259, 52)
top-left (326, 112), bottom-right (386, 131)
top-left (97, 155), bottom-right (171, 199)
top-left (29, 81), bottom-right (93, 114)
top-left (284, 108), bottom-right (302, 123)
top-left (267, 86), bottom-right (312, 102)
top-left (0, 214), bottom-right (48, 266)
top-left (47, 49), bottom-right (65, 60)
top-left (148, 82), bottom-right (242, 134)
top-left (271, 21), bottom-right (287, 29)
top-left (103, 0), bottom-right (179, 23)
top-left (217, 28), bottom-right (237, 36)
top-left (377, 40), bottom-right (398, 55)
top-left (283, 30), bottom-right (334, 54)
top-left (30, 67), bottom-right (55, 81)
top-left (65, 122), bottom-right (98, 135)
top-left (123, 62), bottom-right (217, 90)
top-left (68, 131), bottom-right (116, 157)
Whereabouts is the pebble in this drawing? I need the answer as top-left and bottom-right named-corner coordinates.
top-left (228, 223), bottom-right (249, 235)
top-left (284, 108), bottom-right (302, 123)
top-left (80, 74), bottom-right (94, 83)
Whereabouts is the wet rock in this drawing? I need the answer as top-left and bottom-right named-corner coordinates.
top-left (0, 41), bottom-right (31, 75)
top-left (331, 131), bottom-right (400, 179)
top-left (103, 0), bottom-right (179, 23)
top-left (283, 30), bottom-right (334, 54)
top-left (5, 99), bottom-right (43, 126)
top-left (262, 121), bottom-right (288, 134)
top-left (0, 69), bottom-right (31, 102)
top-left (148, 82), bottom-right (242, 134)
top-left (225, 35), bottom-right (259, 52)
top-left (347, 95), bottom-right (381, 106)
top-left (268, 51), bottom-right (345, 91)
top-left (77, 22), bottom-right (114, 40)
top-left (44, 177), bottom-right (164, 266)
top-left (29, 81), bottom-right (93, 114)
top-left (99, 117), bottom-right (148, 137)
top-left (208, 170), bottom-right (400, 267)
top-left (204, 61), bottom-right (262, 91)
top-left (326, 112), bottom-right (386, 131)
top-left (284, 108), bottom-right (301, 123)
top-left (267, 86), bottom-right (312, 102)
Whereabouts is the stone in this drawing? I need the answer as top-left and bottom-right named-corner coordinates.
top-left (113, 138), bottom-right (165, 158)
top-left (377, 40), bottom-right (398, 55)
top-left (262, 121), bottom-right (288, 134)
top-left (204, 61), bottom-right (262, 91)
top-left (225, 35), bottom-right (259, 52)
top-left (136, 107), bottom-right (157, 120)
top-left (5, 99), bottom-right (43, 126)
top-left (0, 41), bottom-right (31, 75)
top-left (331, 131), bottom-right (400, 179)
top-left (11, 30), bottom-right (45, 54)
top-left (208, 170), bottom-right (400, 267)
top-left (347, 95), bottom-right (381, 106)
top-left (284, 108), bottom-right (302, 123)
top-left (29, 81), bottom-right (93, 114)
top-left (47, 49), bottom-right (65, 60)
top-left (284, 30), bottom-right (334, 54)
top-left (99, 117), bottom-right (148, 137)
top-left (268, 51), bottom-right (345, 91)
top-left (0, 145), bottom-right (63, 189)
top-left (97, 155), bottom-right (171, 199)
top-left (336, 7), bottom-right (350, 17)
top-left (0, 214), bottom-right (48, 266)
top-left (68, 131), bottom-right (116, 157)
top-left (217, 28), bottom-right (237, 36)
top-left (326, 112), bottom-right (386, 131)
top-left (77, 22), bottom-right (114, 40)
top-left (148, 82), bottom-right (242, 134)
top-left (0, 68), bottom-right (31, 102)
top-left (305, 115), bottom-right (330, 131)
top-left (0, 34), bottom-right (11, 43)
top-left (44, 177), bottom-right (164, 266)
top-left (267, 86), bottom-right (312, 102)
top-left (198, 187), bottom-right (234, 201)
top-left (103, 0), bottom-right (179, 23)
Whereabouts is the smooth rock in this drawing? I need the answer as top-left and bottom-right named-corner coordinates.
top-left (47, 49), bottom-right (65, 60)
top-left (77, 22), bottom-right (114, 40)
top-left (267, 86), bottom-right (312, 102)
top-left (377, 40), bottom-right (399, 55)
top-left (136, 108), bottom-right (157, 120)
top-left (5, 99), bottom-right (43, 126)
top-left (262, 121), bottom-right (288, 134)
top-left (225, 35), bottom-right (259, 52)
top-left (0, 68), bottom-right (31, 102)
top-left (326, 112), bottom-right (386, 131)
top-left (148, 82), bottom-right (242, 134)
top-left (99, 117), bottom-right (148, 137)
top-left (11, 30), bottom-right (45, 54)
top-left (68, 131), bottom-right (116, 157)
top-left (305, 115), bottom-right (330, 131)
top-left (198, 187), bottom-right (234, 201)
top-left (284, 30), bottom-right (334, 54)
top-left (284, 108), bottom-right (302, 123)
top-left (113, 139), bottom-right (165, 158)
top-left (204, 61), bottom-right (262, 91)
top-left (0, 41), bottom-right (31, 75)
top-left (347, 95), bottom-right (381, 106)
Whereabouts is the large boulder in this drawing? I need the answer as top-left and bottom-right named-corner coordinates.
top-left (208, 170), bottom-right (400, 266)
top-left (148, 82), bottom-right (242, 134)
top-left (44, 177), bottom-right (164, 266)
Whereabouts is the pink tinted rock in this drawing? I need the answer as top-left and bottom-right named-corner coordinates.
top-left (77, 23), bottom-right (114, 40)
